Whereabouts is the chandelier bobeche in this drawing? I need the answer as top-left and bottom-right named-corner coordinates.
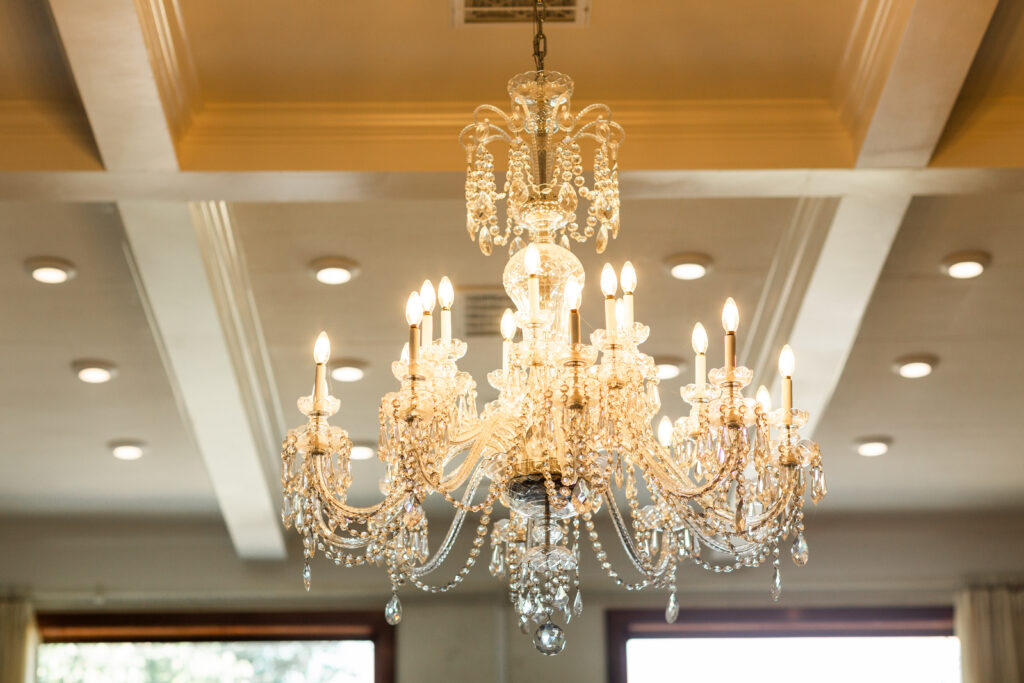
top-left (281, 10), bottom-right (826, 656)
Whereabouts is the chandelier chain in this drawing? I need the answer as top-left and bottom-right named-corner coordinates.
top-left (532, 1), bottom-right (547, 71)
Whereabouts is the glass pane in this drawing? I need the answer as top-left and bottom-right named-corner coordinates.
top-left (626, 636), bottom-right (961, 683)
top-left (37, 640), bottom-right (374, 683)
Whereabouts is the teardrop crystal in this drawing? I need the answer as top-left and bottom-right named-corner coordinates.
top-left (478, 229), bottom-right (493, 255)
top-left (302, 562), bottom-right (311, 591)
top-left (791, 533), bottom-right (809, 566)
top-left (665, 592), bottom-right (679, 624)
top-left (572, 590), bottom-right (583, 616)
top-left (595, 225), bottom-right (609, 253)
top-left (769, 566), bottom-right (782, 602)
top-left (509, 236), bottom-right (525, 256)
top-left (384, 593), bottom-right (403, 626)
top-left (558, 182), bottom-right (578, 214)
top-left (560, 234), bottom-right (571, 249)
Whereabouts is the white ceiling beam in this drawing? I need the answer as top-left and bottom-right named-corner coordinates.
top-left (120, 201), bottom-right (286, 559)
top-left (1, 167), bottom-right (1024, 202)
top-left (48, 0), bottom-right (286, 558)
top-left (769, 0), bottom-right (999, 436)
top-left (47, 0), bottom-right (178, 171)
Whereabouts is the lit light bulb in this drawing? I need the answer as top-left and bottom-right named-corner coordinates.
top-left (691, 323), bottom-right (708, 354)
top-left (600, 263), bottom-right (617, 297)
top-left (565, 278), bottom-right (583, 310)
top-left (438, 276), bottom-right (454, 309)
top-left (420, 280), bottom-right (436, 313)
top-left (313, 331), bottom-right (331, 364)
top-left (500, 308), bottom-right (517, 341)
top-left (657, 416), bottom-right (673, 447)
top-left (524, 244), bottom-right (541, 276)
top-left (620, 261), bottom-right (637, 294)
top-left (405, 292), bottom-right (423, 326)
top-left (778, 345), bottom-right (795, 377)
top-left (722, 298), bottom-right (739, 333)
top-left (756, 385), bottom-right (772, 412)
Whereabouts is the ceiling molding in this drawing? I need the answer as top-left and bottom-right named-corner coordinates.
top-left (0, 102), bottom-right (101, 170)
top-left (190, 200), bottom-right (287, 478)
top-left (133, 0), bottom-right (200, 139)
top-left (742, 197), bottom-right (839, 391)
top-left (177, 99), bottom-right (853, 171)
top-left (2, 167), bottom-right (1024, 202)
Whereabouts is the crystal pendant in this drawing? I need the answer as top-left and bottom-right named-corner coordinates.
top-left (302, 562), bottom-right (311, 591)
top-left (811, 468), bottom-right (828, 503)
top-left (385, 593), bottom-right (403, 626)
top-left (665, 592), bottom-right (679, 624)
top-left (478, 229), bottom-right (493, 255)
top-left (509, 236), bottom-right (526, 256)
top-left (572, 590), bottom-right (583, 616)
top-left (560, 234), bottom-right (571, 249)
top-left (533, 621), bottom-right (566, 656)
top-left (554, 586), bottom-right (569, 610)
top-left (769, 566), bottom-right (782, 602)
top-left (595, 225), bottom-right (609, 253)
top-left (791, 533), bottom-right (809, 566)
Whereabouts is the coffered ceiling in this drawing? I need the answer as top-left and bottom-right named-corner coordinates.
top-left (1, 0), bottom-right (1022, 573)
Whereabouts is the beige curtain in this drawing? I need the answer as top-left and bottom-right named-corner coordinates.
top-left (956, 586), bottom-right (1024, 683)
top-left (0, 600), bottom-right (37, 683)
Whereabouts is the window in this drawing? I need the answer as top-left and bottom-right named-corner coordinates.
top-left (607, 607), bottom-right (958, 683)
top-left (35, 611), bottom-right (394, 683)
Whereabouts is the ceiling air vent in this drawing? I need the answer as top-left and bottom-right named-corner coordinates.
top-left (459, 287), bottom-right (513, 337)
top-left (452, 0), bottom-right (591, 26)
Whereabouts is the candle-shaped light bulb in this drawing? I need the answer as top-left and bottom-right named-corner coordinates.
top-left (620, 261), bottom-right (636, 293)
top-left (420, 280), bottom-right (435, 345)
top-left (565, 279), bottom-right (582, 346)
top-left (692, 322), bottom-right (708, 385)
top-left (524, 243), bottom-right (541, 276)
top-left (756, 385), bottom-right (772, 413)
top-left (620, 261), bottom-right (636, 328)
top-left (313, 331), bottom-right (331, 364)
top-left (691, 323), bottom-right (709, 354)
top-left (600, 263), bottom-right (618, 297)
top-left (420, 280), bottom-right (436, 313)
top-left (722, 297), bottom-right (739, 333)
top-left (657, 415), bottom-right (673, 448)
top-left (779, 344), bottom-right (795, 424)
top-left (438, 276), bottom-right (454, 308)
top-left (601, 263), bottom-right (618, 339)
top-left (405, 291), bottom-right (422, 371)
top-left (722, 297), bottom-right (739, 371)
top-left (312, 331), bottom-right (330, 407)
top-left (500, 308), bottom-right (516, 372)
top-left (525, 244), bottom-right (541, 324)
top-left (438, 276), bottom-right (454, 342)
top-left (405, 291), bottom-right (423, 326)
top-left (779, 344), bottom-right (795, 377)
top-left (565, 278), bottom-right (583, 310)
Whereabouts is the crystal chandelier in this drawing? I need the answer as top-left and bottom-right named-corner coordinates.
top-left (281, 3), bottom-right (826, 655)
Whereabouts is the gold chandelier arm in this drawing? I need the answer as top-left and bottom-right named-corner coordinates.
top-left (630, 431), bottom-right (736, 499)
top-left (311, 452), bottom-right (393, 519)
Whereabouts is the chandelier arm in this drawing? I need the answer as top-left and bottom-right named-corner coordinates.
top-left (410, 463), bottom-right (487, 577)
top-left (632, 433), bottom-right (736, 499)
top-left (311, 452), bottom-right (394, 519)
top-left (459, 117), bottom-right (514, 149)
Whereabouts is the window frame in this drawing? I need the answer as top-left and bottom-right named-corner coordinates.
top-left (35, 610), bottom-right (395, 683)
top-left (606, 606), bottom-right (954, 683)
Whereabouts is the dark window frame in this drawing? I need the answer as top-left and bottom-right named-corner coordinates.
top-left (606, 606), bottom-right (954, 683)
top-left (35, 611), bottom-right (395, 683)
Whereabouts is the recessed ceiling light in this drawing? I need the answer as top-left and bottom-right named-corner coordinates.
top-left (665, 253), bottom-right (712, 281)
top-left (941, 251), bottom-right (990, 279)
top-left (351, 445), bottom-right (376, 460)
top-left (893, 354), bottom-right (938, 379)
top-left (25, 257), bottom-right (76, 284)
top-left (72, 359), bottom-right (118, 384)
top-left (654, 356), bottom-right (684, 380)
top-left (310, 257), bottom-right (359, 285)
top-left (109, 440), bottom-right (145, 461)
top-left (331, 359), bottom-right (368, 383)
top-left (855, 437), bottom-right (891, 457)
